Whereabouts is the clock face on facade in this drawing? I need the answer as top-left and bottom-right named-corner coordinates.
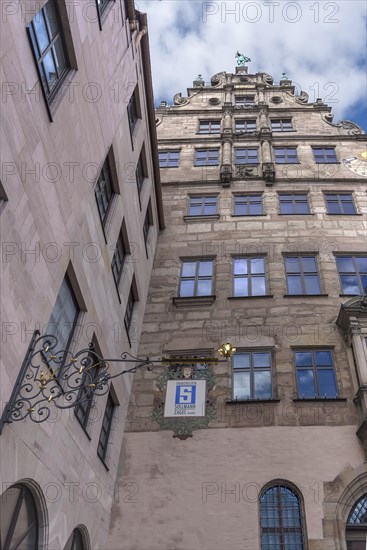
top-left (342, 151), bottom-right (367, 176)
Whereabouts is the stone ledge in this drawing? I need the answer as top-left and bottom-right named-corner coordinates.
top-left (172, 295), bottom-right (216, 308)
top-left (293, 398), bottom-right (347, 402)
top-left (183, 214), bottom-right (220, 222)
top-left (225, 399), bottom-right (280, 404)
top-left (283, 294), bottom-right (329, 298)
top-left (228, 295), bottom-right (274, 300)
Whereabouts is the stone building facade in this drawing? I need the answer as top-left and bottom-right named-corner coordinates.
top-left (108, 68), bottom-right (367, 549)
top-left (0, 1), bottom-right (163, 548)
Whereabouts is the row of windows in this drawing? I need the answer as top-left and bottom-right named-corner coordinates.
top-left (159, 147), bottom-right (340, 167)
top-left (28, 0), bottom-right (115, 112)
top-left (187, 193), bottom-right (359, 216)
top-left (178, 256), bottom-right (367, 297)
top-left (198, 118), bottom-right (293, 133)
top-left (3, 481), bottom-right (366, 550)
top-left (231, 348), bottom-right (338, 399)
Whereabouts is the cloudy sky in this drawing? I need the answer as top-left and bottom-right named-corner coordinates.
top-left (138, 0), bottom-right (367, 131)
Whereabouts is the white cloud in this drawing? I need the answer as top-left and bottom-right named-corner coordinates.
top-left (138, 0), bottom-right (367, 126)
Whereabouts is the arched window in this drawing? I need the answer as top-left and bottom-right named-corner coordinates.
top-left (0, 484), bottom-right (39, 550)
top-left (346, 494), bottom-right (367, 550)
top-left (64, 528), bottom-right (85, 550)
top-left (260, 483), bottom-right (305, 550)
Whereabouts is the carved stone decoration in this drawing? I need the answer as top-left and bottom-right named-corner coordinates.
top-left (211, 72), bottom-right (225, 87)
top-left (173, 93), bottom-right (189, 106)
top-left (155, 116), bottom-right (163, 127)
top-left (295, 90), bottom-right (309, 104)
top-left (220, 164), bottom-right (232, 186)
top-left (152, 363), bottom-right (217, 440)
top-left (209, 97), bottom-right (220, 105)
top-left (270, 96), bottom-right (283, 104)
top-left (261, 73), bottom-right (274, 86)
top-left (336, 296), bottom-right (367, 346)
top-left (235, 165), bottom-right (258, 178)
top-left (262, 162), bottom-right (276, 185)
top-left (321, 114), bottom-right (364, 135)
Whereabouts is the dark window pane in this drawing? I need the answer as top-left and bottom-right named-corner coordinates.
top-left (304, 275), bottom-right (320, 294)
top-left (301, 257), bottom-right (317, 272)
top-left (285, 257), bottom-right (300, 273)
top-left (234, 277), bottom-right (248, 296)
top-left (297, 369), bottom-right (315, 397)
top-left (340, 275), bottom-right (360, 294)
top-left (234, 259), bottom-right (248, 275)
top-left (253, 352), bottom-right (271, 368)
top-left (249, 203), bottom-right (262, 215)
top-left (254, 371), bottom-right (271, 398)
top-left (356, 257), bottom-right (367, 273)
top-left (233, 353), bottom-right (250, 369)
top-left (181, 262), bottom-right (196, 277)
top-left (342, 201), bottom-right (356, 214)
top-left (337, 257), bottom-right (355, 272)
top-left (233, 372), bottom-right (250, 400)
top-left (179, 280), bottom-right (194, 297)
top-left (198, 261), bottom-right (213, 276)
top-left (288, 276), bottom-right (302, 294)
top-left (251, 257), bottom-right (265, 274)
top-left (280, 202), bottom-right (293, 215)
top-left (315, 350), bottom-right (333, 366)
top-left (251, 277), bottom-right (266, 295)
top-left (197, 279), bottom-right (212, 296)
top-left (294, 202), bottom-right (309, 214)
top-left (318, 369), bottom-right (338, 397)
top-left (295, 352), bottom-right (313, 367)
top-left (327, 201), bottom-right (341, 214)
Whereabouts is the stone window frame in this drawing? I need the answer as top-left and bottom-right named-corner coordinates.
top-left (312, 146), bottom-right (338, 164)
top-left (1, 484), bottom-right (40, 549)
top-left (124, 277), bottom-right (139, 345)
top-left (231, 348), bottom-right (274, 401)
top-left (136, 144), bottom-right (148, 205)
top-left (26, 0), bottom-right (78, 122)
top-left (259, 481), bottom-right (307, 549)
top-left (273, 146), bottom-right (299, 164)
top-left (194, 149), bottom-right (220, 167)
top-left (278, 193), bottom-right (311, 215)
top-left (234, 95), bottom-right (255, 107)
top-left (270, 118), bottom-right (293, 132)
top-left (186, 195), bottom-right (219, 217)
top-left (283, 254), bottom-right (324, 296)
top-left (158, 150), bottom-right (181, 168)
top-left (95, 0), bottom-right (117, 31)
top-left (111, 220), bottom-right (131, 295)
top-left (94, 147), bottom-right (120, 240)
top-left (127, 85), bottom-right (142, 140)
top-left (97, 387), bottom-right (119, 468)
top-left (292, 348), bottom-right (339, 399)
top-left (143, 199), bottom-right (154, 258)
top-left (335, 255), bottom-right (367, 295)
top-left (233, 193), bottom-right (264, 216)
top-left (178, 258), bottom-right (215, 298)
top-left (324, 192), bottom-right (357, 215)
top-left (198, 120), bottom-right (221, 134)
top-left (234, 147), bottom-right (259, 165)
top-left (232, 256), bottom-right (269, 298)
top-left (234, 119), bottom-right (257, 133)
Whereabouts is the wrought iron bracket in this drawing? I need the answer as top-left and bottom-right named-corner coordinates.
top-left (0, 332), bottom-right (232, 434)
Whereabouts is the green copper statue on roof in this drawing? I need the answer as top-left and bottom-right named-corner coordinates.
top-left (236, 51), bottom-right (251, 66)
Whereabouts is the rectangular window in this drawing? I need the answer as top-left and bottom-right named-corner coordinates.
top-left (124, 285), bottom-right (136, 334)
top-left (136, 151), bottom-right (146, 195)
top-left (294, 349), bottom-right (338, 398)
top-left (233, 257), bottom-right (267, 297)
top-left (46, 275), bottom-right (79, 353)
top-left (312, 147), bottom-right (337, 163)
top-left (274, 147), bottom-right (298, 164)
top-left (188, 196), bottom-right (218, 216)
top-left (271, 119), bottom-right (293, 132)
top-left (336, 256), bottom-right (367, 295)
top-left (97, 392), bottom-right (116, 463)
top-left (143, 201), bottom-right (153, 244)
top-left (279, 194), bottom-right (310, 215)
top-left (235, 119), bottom-right (256, 132)
top-left (232, 351), bottom-right (272, 400)
top-left (111, 230), bottom-right (127, 288)
top-left (325, 193), bottom-right (356, 214)
top-left (199, 120), bottom-right (221, 133)
top-left (179, 260), bottom-right (214, 297)
top-left (95, 153), bottom-right (115, 226)
top-left (235, 148), bottom-right (259, 164)
top-left (128, 87), bottom-right (140, 136)
top-left (75, 350), bottom-right (101, 432)
top-left (235, 96), bottom-right (255, 107)
top-left (195, 149), bottom-right (219, 166)
top-left (27, 0), bottom-right (70, 105)
top-left (158, 151), bottom-right (180, 168)
top-left (234, 195), bottom-right (263, 216)
top-left (284, 256), bottom-right (321, 295)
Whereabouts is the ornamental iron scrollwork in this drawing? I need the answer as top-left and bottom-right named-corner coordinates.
top-left (0, 330), bottom-right (153, 433)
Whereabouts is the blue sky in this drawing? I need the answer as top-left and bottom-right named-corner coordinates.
top-left (138, 0), bottom-right (367, 131)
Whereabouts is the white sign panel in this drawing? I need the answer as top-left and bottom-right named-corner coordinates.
top-left (164, 379), bottom-right (207, 418)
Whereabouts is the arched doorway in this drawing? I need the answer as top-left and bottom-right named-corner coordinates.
top-left (346, 494), bottom-right (367, 550)
top-left (0, 484), bottom-right (39, 550)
